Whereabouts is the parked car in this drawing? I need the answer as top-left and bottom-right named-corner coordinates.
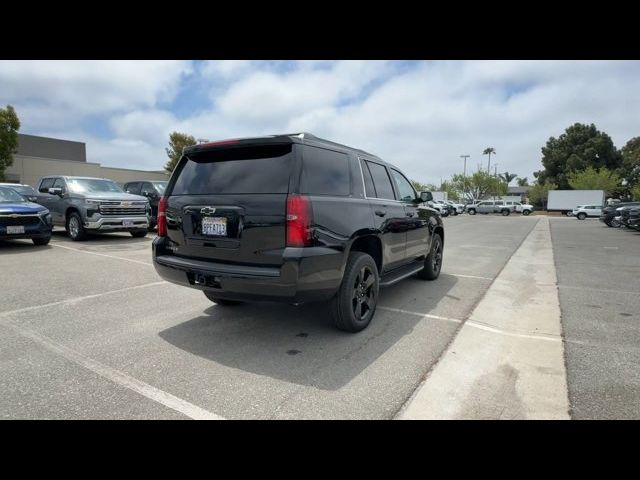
top-left (617, 205), bottom-right (640, 228)
top-left (466, 200), bottom-right (514, 216)
top-left (572, 205), bottom-right (602, 220)
top-left (152, 133), bottom-right (444, 332)
top-left (600, 202), bottom-right (640, 227)
top-left (427, 201), bottom-right (449, 217)
top-left (432, 200), bottom-right (453, 216)
top-left (123, 180), bottom-right (168, 230)
top-left (504, 200), bottom-right (534, 216)
top-left (35, 176), bottom-right (151, 241)
top-left (627, 207), bottom-right (640, 231)
top-left (0, 183), bottom-right (39, 203)
top-left (443, 200), bottom-right (465, 215)
top-left (0, 186), bottom-right (53, 245)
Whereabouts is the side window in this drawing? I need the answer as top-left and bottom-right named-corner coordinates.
top-left (365, 161), bottom-right (396, 200)
top-left (141, 182), bottom-right (155, 195)
top-left (126, 182), bottom-right (141, 195)
top-left (299, 146), bottom-right (350, 196)
top-left (39, 178), bottom-right (55, 193)
top-left (360, 159), bottom-right (376, 197)
top-left (52, 178), bottom-right (66, 192)
top-left (390, 169), bottom-right (416, 203)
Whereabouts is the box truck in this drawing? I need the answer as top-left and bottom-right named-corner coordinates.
top-left (431, 191), bottom-right (448, 202)
top-left (547, 190), bottom-right (605, 215)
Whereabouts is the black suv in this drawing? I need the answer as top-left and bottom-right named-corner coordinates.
top-left (152, 133), bottom-right (444, 332)
top-left (124, 180), bottom-right (168, 229)
top-left (600, 202), bottom-right (640, 227)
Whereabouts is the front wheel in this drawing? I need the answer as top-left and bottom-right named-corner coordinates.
top-left (330, 252), bottom-right (379, 333)
top-left (522, 210), bottom-right (531, 216)
top-left (501, 209), bottom-right (510, 216)
top-left (577, 213), bottom-right (587, 220)
top-left (418, 233), bottom-right (443, 280)
top-left (468, 209), bottom-right (476, 215)
top-left (130, 230), bottom-right (148, 238)
top-left (66, 212), bottom-right (88, 241)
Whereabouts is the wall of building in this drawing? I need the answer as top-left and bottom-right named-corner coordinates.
top-left (17, 134), bottom-right (86, 162)
top-left (6, 155), bottom-right (168, 188)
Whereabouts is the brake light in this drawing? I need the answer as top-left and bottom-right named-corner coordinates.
top-left (157, 196), bottom-right (168, 237)
top-left (286, 195), bottom-right (313, 247)
top-left (199, 139), bottom-right (240, 148)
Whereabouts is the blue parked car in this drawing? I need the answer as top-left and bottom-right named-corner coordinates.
top-left (0, 186), bottom-right (53, 245)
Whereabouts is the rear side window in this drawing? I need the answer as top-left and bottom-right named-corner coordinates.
top-left (360, 160), bottom-right (376, 197)
top-left (365, 161), bottom-right (396, 200)
top-left (126, 182), bottom-right (141, 195)
top-left (39, 178), bottom-right (54, 193)
top-left (299, 146), bottom-right (350, 196)
top-left (171, 144), bottom-right (293, 195)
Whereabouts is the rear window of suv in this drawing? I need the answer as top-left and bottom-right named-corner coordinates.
top-left (299, 146), bottom-right (350, 196)
top-left (171, 144), bottom-right (293, 195)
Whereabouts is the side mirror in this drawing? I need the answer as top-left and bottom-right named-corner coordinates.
top-left (420, 191), bottom-right (433, 202)
top-left (48, 187), bottom-right (63, 196)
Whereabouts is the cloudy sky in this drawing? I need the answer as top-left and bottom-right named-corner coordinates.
top-left (1, 60), bottom-right (639, 185)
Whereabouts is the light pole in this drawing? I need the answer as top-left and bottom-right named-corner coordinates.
top-left (460, 154), bottom-right (470, 202)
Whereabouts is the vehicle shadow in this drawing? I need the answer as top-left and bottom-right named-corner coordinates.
top-left (0, 239), bottom-right (53, 253)
top-left (158, 273), bottom-right (458, 390)
top-left (51, 229), bottom-right (154, 244)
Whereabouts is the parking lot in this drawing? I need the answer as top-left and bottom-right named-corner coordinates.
top-left (1, 214), bottom-right (638, 419)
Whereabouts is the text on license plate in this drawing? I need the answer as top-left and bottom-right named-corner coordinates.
top-left (202, 216), bottom-right (227, 236)
top-left (7, 226), bottom-right (25, 234)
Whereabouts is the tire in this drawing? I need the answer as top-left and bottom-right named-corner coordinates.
top-left (468, 209), bottom-right (476, 215)
top-left (577, 213), bottom-right (587, 220)
top-left (330, 251), bottom-right (379, 333)
top-left (418, 233), bottom-right (443, 280)
top-left (203, 291), bottom-right (243, 305)
top-left (453, 210), bottom-right (458, 216)
top-left (522, 210), bottom-right (531, 216)
top-left (501, 209), bottom-right (510, 216)
top-left (66, 212), bottom-right (88, 241)
top-left (32, 236), bottom-right (51, 246)
top-left (610, 218), bottom-right (621, 228)
top-left (130, 230), bottom-right (148, 238)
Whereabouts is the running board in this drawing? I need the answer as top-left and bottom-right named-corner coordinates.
top-left (379, 262), bottom-right (424, 287)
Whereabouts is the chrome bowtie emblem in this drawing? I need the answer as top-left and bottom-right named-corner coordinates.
top-left (201, 207), bottom-right (216, 215)
top-left (122, 201), bottom-right (131, 207)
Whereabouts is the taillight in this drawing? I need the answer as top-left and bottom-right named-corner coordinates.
top-left (286, 195), bottom-right (313, 247)
top-left (157, 196), bottom-right (168, 237)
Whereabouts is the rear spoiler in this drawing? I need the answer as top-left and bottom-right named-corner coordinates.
top-left (183, 134), bottom-right (305, 156)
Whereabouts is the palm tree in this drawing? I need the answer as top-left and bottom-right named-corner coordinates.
top-left (499, 171), bottom-right (518, 185)
top-left (516, 177), bottom-right (529, 187)
top-left (483, 147), bottom-right (496, 173)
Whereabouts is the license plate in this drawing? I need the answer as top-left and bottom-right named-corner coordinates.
top-left (202, 216), bottom-right (227, 236)
top-left (123, 220), bottom-right (134, 228)
top-left (7, 226), bottom-right (25, 234)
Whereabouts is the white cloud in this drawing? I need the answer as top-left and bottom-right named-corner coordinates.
top-left (2, 60), bottom-right (640, 185)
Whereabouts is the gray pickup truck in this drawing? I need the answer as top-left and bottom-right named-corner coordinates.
top-left (466, 200), bottom-right (515, 216)
top-left (35, 176), bottom-right (151, 241)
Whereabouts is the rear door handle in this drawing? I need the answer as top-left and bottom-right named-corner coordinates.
top-left (374, 210), bottom-right (387, 217)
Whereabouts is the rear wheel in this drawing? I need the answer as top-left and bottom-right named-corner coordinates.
top-left (577, 212), bottom-right (587, 220)
top-left (66, 212), bottom-right (88, 241)
top-left (501, 209), bottom-right (510, 216)
top-left (330, 252), bottom-right (379, 333)
top-left (130, 230), bottom-right (148, 238)
top-left (203, 292), bottom-right (243, 305)
top-left (32, 236), bottom-right (51, 246)
top-left (418, 233), bottom-right (443, 280)
top-left (468, 208), bottom-right (476, 215)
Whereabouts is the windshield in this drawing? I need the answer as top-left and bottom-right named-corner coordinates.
top-left (152, 181), bottom-right (167, 194)
top-left (67, 178), bottom-right (123, 194)
top-left (0, 187), bottom-right (27, 203)
top-left (2, 184), bottom-right (36, 196)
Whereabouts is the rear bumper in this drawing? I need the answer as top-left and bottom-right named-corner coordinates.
top-left (152, 237), bottom-right (345, 303)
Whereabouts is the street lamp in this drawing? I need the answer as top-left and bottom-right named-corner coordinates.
top-left (460, 155), bottom-right (470, 201)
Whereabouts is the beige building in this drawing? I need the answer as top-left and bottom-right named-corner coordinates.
top-left (5, 134), bottom-right (168, 187)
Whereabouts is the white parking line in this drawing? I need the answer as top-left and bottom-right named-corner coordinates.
top-left (378, 306), bottom-right (462, 324)
top-left (3, 323), bottom-right (223, 420)
top-left (50, 242), bottom-right (153, 266)
top-left (446, 273), bottom-right (494, 281)
top-left (0, 281), bottom-right (167, 319)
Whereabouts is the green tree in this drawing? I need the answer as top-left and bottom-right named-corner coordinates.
top-left (164, 132), bottom-right (196, 173)
top-left (516, 177), bottom-right (529, 186)
top-left (499, 171), bottom-right (517, 185)
top-left (439, 180), bottom-right (460, 202)
top-left (410, 179), bottom-right (434, 193)
top-left (534, 123), bottom-right (621, 189)
top-left (567, 166), bottom-right (621, 195)
top-left (632, 184), bottom-right (640, 201)
top-left (451, 170), bottom-right (506, 202)
top-left (529, 181), bottom-right (558, 210)
top-left (0, 105), bottom-right (21, 182)
top-left (483, 147), bottom-right (496, 173)
top-left (619, 136), bottom-right (640, 189)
